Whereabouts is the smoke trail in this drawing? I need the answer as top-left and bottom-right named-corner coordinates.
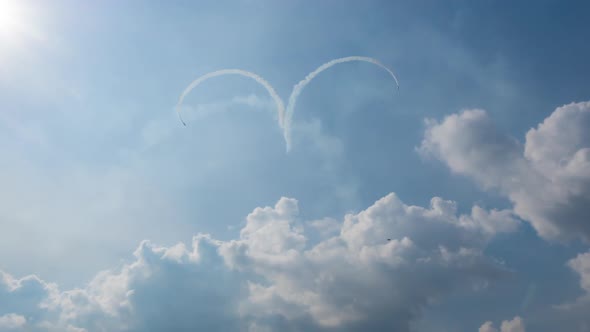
top-left (283, 56), bottom-right (399, 151)
top-left (177, 69), bottom-right (285, 134)
top-left (520, 283), bottom-right (537, 311)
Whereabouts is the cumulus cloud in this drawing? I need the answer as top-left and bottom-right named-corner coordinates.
top-left (479, 316), bottom-right (526, 332)
top-left (0, 271), bottom-right (58, 326)
top-left (0, 193), bottom-right (517, 331)
top-left (569, 251), bottom-right (590, 295)
top-left (307, 217), bottom-right (341, 237)
top-left (545, 250), bottom-right (590, 331)
top-left (0, 313), bottom-right (27, 329)
top-left (419, 101), bottom-right (590, 242)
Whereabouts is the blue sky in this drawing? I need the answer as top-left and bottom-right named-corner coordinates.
top-left (1, 1), bottom-right (590, 331)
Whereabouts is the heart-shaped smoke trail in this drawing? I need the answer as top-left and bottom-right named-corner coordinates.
top-left (177, 57), bottom-right (399, 152)
top-left (176, 69), bottom-right (285, 129)
top-left (283, 56), bottom-right (399, 151)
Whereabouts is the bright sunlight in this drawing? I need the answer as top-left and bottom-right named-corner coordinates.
top-left (0, 0), bottom-right (39, 47)
top-left (0, 0), bottom-right (25, 34)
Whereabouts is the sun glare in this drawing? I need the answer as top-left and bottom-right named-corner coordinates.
top-left (0, 1), bottom-right (24, 31)
top-left (0, 0), bottom-right (37, 46)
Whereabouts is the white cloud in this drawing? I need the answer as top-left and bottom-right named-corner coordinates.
top-left (0, 313), bottom-right (27, 330)
top-left (569, 252), bottom-right (590, 295)
top-left (307, 217), bottom-right (341, 237)
top-left (419, 101), bottom-right (590, 242)
top-left (549, 251), bottom-right (590, 330)
top-left (0, 192), bottom-right (517, 331)
top-left (0, 271), bottom-right (57, 324)
top-left (479, 316), bottom-right (526, 332)
top-left (479, 321), bottom-right (498, 332)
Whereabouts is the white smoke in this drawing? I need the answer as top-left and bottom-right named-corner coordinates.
top-left (283, 56), bottom-right (399, 151)
top-left (176, 69), bottom-right (286, 131)
top-left (177, 57), bottom-right (399, 152)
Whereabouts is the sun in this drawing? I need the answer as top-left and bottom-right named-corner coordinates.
top-left (0, 1), bottom-right (24, 31)
top-left (0, 0), bottom-right (35, 45)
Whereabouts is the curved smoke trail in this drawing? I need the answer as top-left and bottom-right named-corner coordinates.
top-left (177, 58), bottom-right (399, 153)
top-left (283, 56), bottom-right (399, 151)
top-left (176, 69), bottom-right (286, 134)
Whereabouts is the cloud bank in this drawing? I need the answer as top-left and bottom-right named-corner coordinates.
top-left (0, 192), bottom-right (517, 331)
top-left (419, 101), bottom-right (590, 242)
